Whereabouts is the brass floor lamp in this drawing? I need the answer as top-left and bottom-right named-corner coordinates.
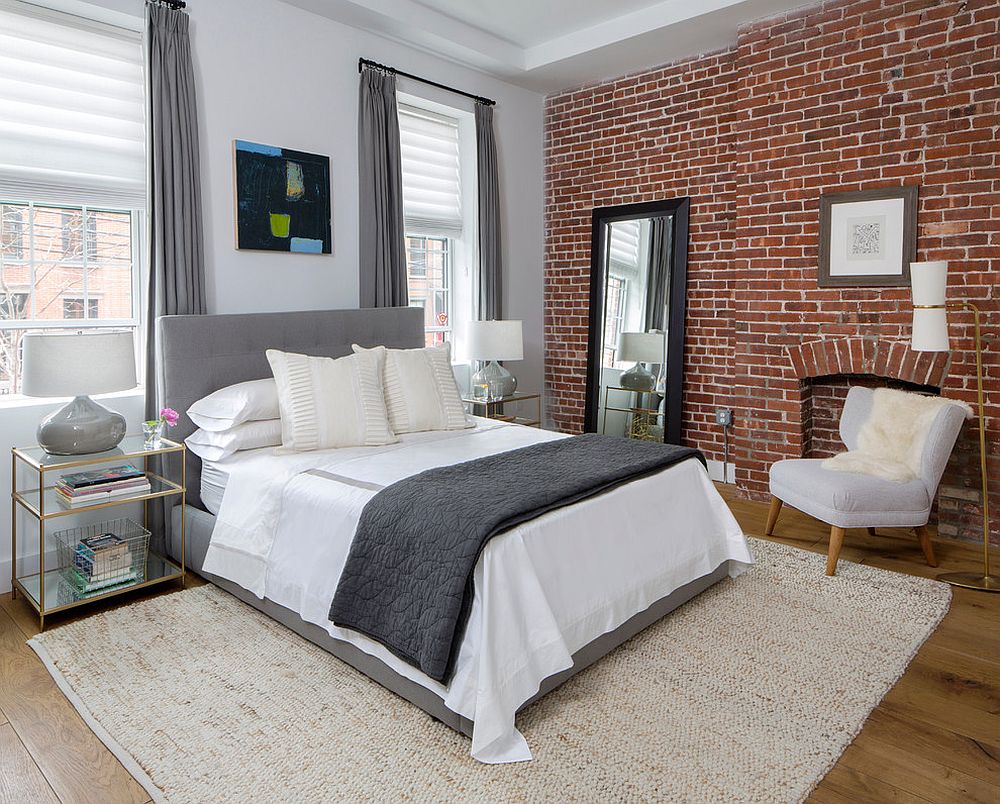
top-left (910, 261), bottom-right (997, 592)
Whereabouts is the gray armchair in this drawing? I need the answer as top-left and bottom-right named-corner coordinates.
top-left (766, 386), bottom-right (967, 576)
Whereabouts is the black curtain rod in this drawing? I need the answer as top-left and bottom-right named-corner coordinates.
top-left (359, 58), bottom-right (495, 106)
top-left (152, 0), bottom-right (187, 9)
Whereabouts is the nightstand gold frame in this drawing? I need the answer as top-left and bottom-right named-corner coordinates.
top-left (10, 436), bottom-right (187, 629)
top-left (463, 391), bottom-right (542, 427)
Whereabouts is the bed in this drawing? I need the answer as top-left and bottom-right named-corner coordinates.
top-left (157, 307), bottom-right (753, 763)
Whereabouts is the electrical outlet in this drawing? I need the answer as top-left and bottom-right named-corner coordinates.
top-left (715, 408), bottom-right (733, 427)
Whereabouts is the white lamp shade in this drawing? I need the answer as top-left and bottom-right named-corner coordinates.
top-left (911, 308), bottom-right (950, 352)
top-left (617, 331), bottom-right (665, 363)
top-left (909, 261), bottom-right (950, 353)
top-left (911, 261), bottom-right (948, 306)
top-left (467, 320), bottom-right (523, 361)
top-left (21, 331), bottom-right (137, 397)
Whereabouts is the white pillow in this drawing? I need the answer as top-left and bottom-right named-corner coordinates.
top-left (187, 379), bottom-right (280, 432)
top-left (185, 419), bottom-right (283, 462)
top-left (266, 347), bottom-right (396, 450)
top-left (353, 342), bottom-right (469, 434)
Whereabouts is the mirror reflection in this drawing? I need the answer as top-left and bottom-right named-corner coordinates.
top-left (598, 216), bottom-right (672, 441)
top-left (586, 199), bottom-right (688, 445)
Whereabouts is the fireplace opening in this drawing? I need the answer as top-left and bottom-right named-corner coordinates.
top-left (802, 374), bottom-right (939, 459)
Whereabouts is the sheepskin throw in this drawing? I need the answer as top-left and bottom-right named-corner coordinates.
top-left (823, 388), bottom-right (970, 482)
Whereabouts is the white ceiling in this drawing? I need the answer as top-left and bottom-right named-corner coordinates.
top-left (281, 0), bottom-right (812, 93)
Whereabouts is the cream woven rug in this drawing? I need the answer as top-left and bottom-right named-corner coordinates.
top-left (29, 539), bottom-right (950, 803)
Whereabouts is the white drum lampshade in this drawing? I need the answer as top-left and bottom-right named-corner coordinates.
top-left (468, 320), bottom-right (523, 400)
top-left (21, 330), bottom-right (137, 454)
top-left (467, 320), bottom-right (524, 362)
top-left (617, 331), bottom-right (665, 364)
top-left (910, 261), bottom-right (950, 352)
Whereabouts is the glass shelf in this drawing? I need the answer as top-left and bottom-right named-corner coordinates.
top-left (14, 552), bottom-right (182, 616)
top-left (13, 472), bottom-right (182, 520)
top-left (13, 435), bottom-right (183, 472)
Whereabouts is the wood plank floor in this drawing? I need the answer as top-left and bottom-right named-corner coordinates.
top-left (0, 491), bottom-right (997, 803)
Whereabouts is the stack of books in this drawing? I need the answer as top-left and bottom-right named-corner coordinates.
top-left (69, 532), bottom-right (136, 593)
top-left (56, 464), bottom-right (151, 508)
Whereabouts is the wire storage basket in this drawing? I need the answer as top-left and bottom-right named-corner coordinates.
top-left (53, 518), bottom-right (150, 599)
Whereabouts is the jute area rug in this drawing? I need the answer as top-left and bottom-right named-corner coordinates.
top-left (29, 538), bottom-right (950, 803)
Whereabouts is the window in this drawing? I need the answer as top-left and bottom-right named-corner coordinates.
top-left (603, 275), bottom-right (628, 368)
top-left (60, 211), bottom-right (98, 261)
top-left (63, 298), bottom-right (101, 319)
top-left (405, 235), bottom-right (451, 346)
top-left (398, 102), bottom-right (475, 352)
top-left (0, 2), bottom-right (145, 396)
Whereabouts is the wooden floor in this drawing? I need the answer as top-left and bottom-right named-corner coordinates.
top-left (0, 491), bottom-right (997, 803)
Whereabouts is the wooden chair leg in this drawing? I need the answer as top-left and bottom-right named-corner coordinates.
top-left (826, 526), bottom-right (846, 576)
top-left (915, 525), bottom-right (938, 567)
top-left (765, 497), bottom-right (783, 536)
top-left (867, 527), bottom-right (878, 537)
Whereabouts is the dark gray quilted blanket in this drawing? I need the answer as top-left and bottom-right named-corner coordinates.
top-left (328, 433), bottom-right (704, 683)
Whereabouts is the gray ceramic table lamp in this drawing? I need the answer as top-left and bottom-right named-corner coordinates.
top-left (21, 330), bottom-right (137, 455)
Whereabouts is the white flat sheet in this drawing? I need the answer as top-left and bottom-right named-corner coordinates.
top-left (203, 420), bottom-right (753, 763)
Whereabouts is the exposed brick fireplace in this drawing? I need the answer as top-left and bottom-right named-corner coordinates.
top-left (543, 0), bottom-right (999, 545)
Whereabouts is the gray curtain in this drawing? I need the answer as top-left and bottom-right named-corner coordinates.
top-left (145, 1), bottom-right (206, 419)
top-left (145, 1), bottom-right (206, 549)
top-left (475, 103), bottom-right (502, 320)
top-left (358, 68), bottom-right (407, 307)
top-left (644, 216), bottom-right (671, 331)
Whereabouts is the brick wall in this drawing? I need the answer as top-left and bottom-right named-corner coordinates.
top-left (544, 0), bottom-right (999, 544)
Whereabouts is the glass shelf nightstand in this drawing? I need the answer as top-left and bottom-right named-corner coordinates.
top-left (462, 391), bottom-right (542, 428)
top-left (11, 435), bottom-right (187, 630)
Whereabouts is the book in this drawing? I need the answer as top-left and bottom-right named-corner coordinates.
top-left (56, 483), bottom-right (151, 508)
top-left (56, 477), bottom-right (150, 497)
top-left (59, 464), bottom-right (145, 490)
top-left (65, 566), bottom-right (138, 594)
top-left (74, 533), bottom-right (133, 582)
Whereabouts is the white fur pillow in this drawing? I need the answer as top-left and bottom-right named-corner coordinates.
top-left (353, 342), bottom-right (469, 434)
top-left (266, 348), bottom-right (396, 450)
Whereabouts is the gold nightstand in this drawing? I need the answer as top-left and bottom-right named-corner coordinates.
top-left (10, 436), bottom-right (187, 630)
top-left (463, 391), bottom-right (542, 428)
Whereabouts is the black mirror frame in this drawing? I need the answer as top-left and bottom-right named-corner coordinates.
top-left (583, 197), bottom-right (690, 445)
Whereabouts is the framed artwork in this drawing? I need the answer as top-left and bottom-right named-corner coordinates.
top-left (817, 186), bottom-right (917, 287)
top-left (233, 140), bottom-right (331, 253)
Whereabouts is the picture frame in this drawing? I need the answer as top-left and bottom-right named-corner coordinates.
top-left (232, 139), bottom-right (332, 254)
top-left (817, 186), bottom-right (918, 288)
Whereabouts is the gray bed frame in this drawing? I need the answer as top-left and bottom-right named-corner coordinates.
top-left (158, 307), bottom-right (730, 738)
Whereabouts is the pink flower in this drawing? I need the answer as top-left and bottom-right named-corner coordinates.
top-left (160, 407), bottom-right (180, 427)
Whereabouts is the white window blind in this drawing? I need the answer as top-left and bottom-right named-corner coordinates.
top-left (609, 220), bottom-right (640, 268)
top-left (0, 1), bottom-right (145, 209)
top-left (398, 104), bottom-right (462, 235)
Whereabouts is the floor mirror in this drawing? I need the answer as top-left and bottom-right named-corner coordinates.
top-left (584, 198), bottom-right (690, 445)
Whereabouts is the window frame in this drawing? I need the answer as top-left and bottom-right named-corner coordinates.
top-left (405, 232), bottom-right (454, 347)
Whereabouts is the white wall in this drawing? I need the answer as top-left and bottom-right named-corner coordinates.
top-left (189, 0), bottom-right (546, 399)
top-left (0, 0), bottom-right (546, 593)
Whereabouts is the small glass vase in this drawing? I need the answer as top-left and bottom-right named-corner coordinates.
top-left (142, 421), bottom-right (163, 450)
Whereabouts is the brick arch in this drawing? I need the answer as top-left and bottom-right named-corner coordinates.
top-left (786, 337), bottom-right (951, 388)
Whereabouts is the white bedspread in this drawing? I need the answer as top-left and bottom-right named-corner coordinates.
top-left (203, 420), bottom-right (753, 763)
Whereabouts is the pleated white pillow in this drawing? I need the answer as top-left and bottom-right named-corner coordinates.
top-left (265, 347), bottom-right (396, 450)
top-left (353, 342), bottom-right (470, 434)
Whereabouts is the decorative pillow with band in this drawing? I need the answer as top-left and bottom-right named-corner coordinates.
top-left (266, 347), bottom-right (396, 450)
top-left (352, 342), bottom-right (470, 434)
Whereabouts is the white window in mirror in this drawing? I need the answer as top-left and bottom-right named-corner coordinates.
top-left (0, 2), bottom-right (145, 397)
top-left (398, 99), bottom-right (477, 357)
top-left (603, 274), bottom-right (628, 368)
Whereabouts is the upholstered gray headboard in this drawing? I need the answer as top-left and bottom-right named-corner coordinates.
top-left (157, 307), bottom-right (424, 510)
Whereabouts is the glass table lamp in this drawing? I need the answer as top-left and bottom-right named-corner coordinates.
top-left (469, 320), bottom-right (523, 400)
top-left (21, 330), bottom-right (138, 455)
top-left (909, 261), bottom-right (996, 592)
